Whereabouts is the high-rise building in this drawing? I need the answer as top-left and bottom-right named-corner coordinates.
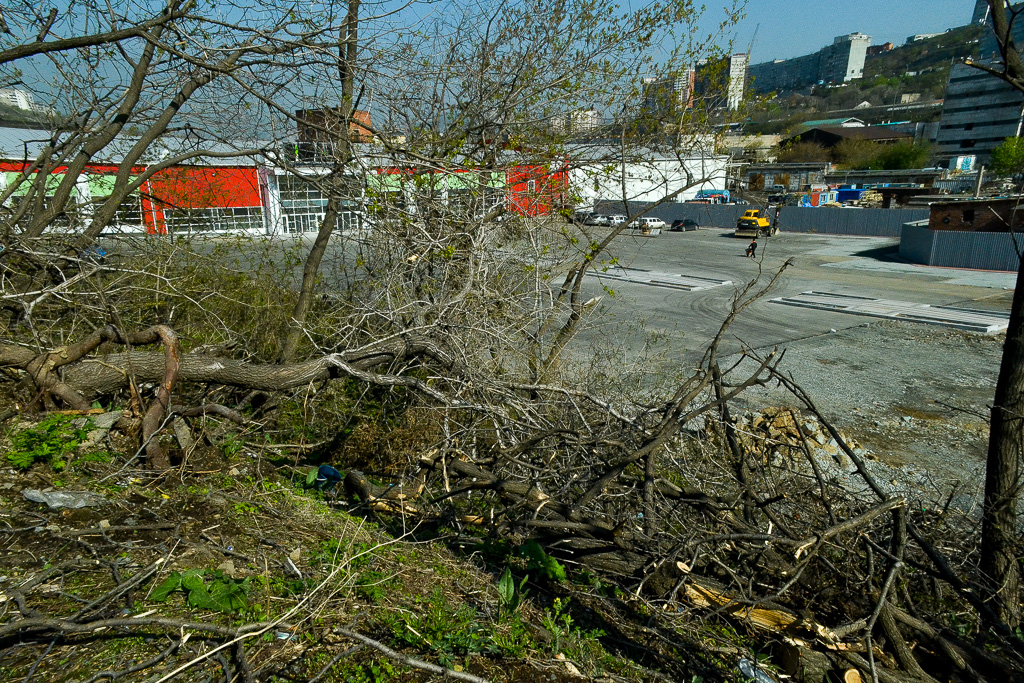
top-left (0, 88), bottom-right (36, 111)
top-left (973, 0), bottom-right (991, 24)
top-left (570, 109), bottom-right (602, 132)
top-left (935, 14), bottom-right (1024, 165)
top-left (693, 55), bottom-right (748, 111)
top-left (725, 54), bottom-right (748, 111)
top-left (748, 33), bottom-right (871, 93)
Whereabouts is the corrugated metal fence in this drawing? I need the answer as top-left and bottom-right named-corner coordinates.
top-left (900, 221), bottom-right (1022, 271)
top-left (595, 201), bottom-right (928, 237)
top-left (780, 207), bottom-right (929, 237)
top-left (897, 221), bottom-right (934, 264)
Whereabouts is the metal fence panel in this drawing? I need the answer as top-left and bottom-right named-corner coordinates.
top-left (931, 230), bottom-right (1021, 271)
top-left (779, 207), bottom-right (929, 237)
top-left (898, 221), bottom-right (934, 264)
top-left (899, 220), bottom-right (1021, 271)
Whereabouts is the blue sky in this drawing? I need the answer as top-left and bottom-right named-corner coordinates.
top-left (730, 0), bottom-right (976, 63)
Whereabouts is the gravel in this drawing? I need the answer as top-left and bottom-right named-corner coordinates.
top-left (726, 319), bottom-right (1001, 513)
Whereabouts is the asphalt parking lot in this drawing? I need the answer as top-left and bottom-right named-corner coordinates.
top-left (579, 226), bottom-right (1015, 493)
top-left (582, 226), bottom-right (1014, 361)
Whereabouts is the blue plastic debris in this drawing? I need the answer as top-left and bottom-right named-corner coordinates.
top-left (737, 658), bottom-right (777, 683)
top-left (79, 245), bottom-right (108, 262)
top-left (315, 464), bottom-right (342, 491)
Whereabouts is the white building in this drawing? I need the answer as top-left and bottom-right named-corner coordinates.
top-left (0, 89), bottom-right (36, 111)
top-left (726, 54), bottom-right (748, 111)
top-left (567, 144), bottom-right (728, 208)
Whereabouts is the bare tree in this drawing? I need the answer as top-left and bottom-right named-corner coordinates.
top-left (965, 0), bottom-right (1024, 627)
top-left (0, 0), bottom-right (733, 465)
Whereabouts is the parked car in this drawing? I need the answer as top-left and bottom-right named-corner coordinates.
top-left (630, 216), bottom-right (665, 230)
top-left (573, 210), bottom-right (593, 225)
top-left (626, 216), bottom-right (664, 235)
top-left (585, 214), bottom-right (611, 226)
top-left (670, 218), bottom-right (699, 231)
top-left (609, 214), bottom-right (627, 225)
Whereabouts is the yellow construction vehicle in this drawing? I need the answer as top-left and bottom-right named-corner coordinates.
top-left (734, 209), bottom-right (778, 238)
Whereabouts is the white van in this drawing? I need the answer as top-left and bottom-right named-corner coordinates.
top-left (629, 216), bottom-right (664, 235)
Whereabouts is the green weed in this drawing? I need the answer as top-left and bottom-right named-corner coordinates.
top-left (355, 569), bottom-right (401, 603)
top-left (542, 597), bottom-right (606, 660)
top-left (497, 566), bottom-right (529, 616)
top-left (382, 588), bottom-right (497, 667)
top-left (220, 434), bottom-right (244, 457)
top-left (333, 659), bottom-right (404, 683)
top-left (151, 569), bottom-right (252, 613)
top-left (6, 415), bottom-right (91, 470)
top-left (517, 539), bottom-right (566, 583)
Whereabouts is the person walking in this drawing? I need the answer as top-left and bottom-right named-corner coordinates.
top-left (746, 237), bottom-right (757, 258)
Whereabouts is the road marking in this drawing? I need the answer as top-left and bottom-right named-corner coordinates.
top-left (769, 291), bottom-right (1009, 334)
top-left (587, 266), bottom-right (732, 291)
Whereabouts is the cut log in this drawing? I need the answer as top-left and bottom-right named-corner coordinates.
top-left (778, 641), bottom-right (832, 683)
top-left (683, 579), bottom-right (798, 631)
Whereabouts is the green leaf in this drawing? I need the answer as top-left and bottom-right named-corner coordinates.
top-left (180, 569), bottom-right (206, 592)
top-left (151, 572), bottom-right (183, 602)
top-left (498, 566), bottom-right (515, 606)
top-left (518, 540), bottom-right (566, 583)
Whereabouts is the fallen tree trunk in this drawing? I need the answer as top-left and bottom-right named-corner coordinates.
top-left (0, 328), bottom-right (458, 469)
top-left (0, 334), bottom-right (453, 399)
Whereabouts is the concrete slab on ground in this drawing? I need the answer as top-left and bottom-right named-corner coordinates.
top-left (587, 266), bottom-right (732, 291)
top-left (769, 291), bottom-right (1010, 334)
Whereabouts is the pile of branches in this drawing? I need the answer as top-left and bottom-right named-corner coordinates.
top-left (339, 357), bottom-right (1024, 682)
top-left (2, 240), bottom-right (1022, 682)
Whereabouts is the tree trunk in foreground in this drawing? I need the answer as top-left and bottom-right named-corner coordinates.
top-left (982, 259), bottom-right (1024, 627)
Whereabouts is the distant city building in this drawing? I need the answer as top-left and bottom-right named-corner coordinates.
top-left (973, 0), bottom-right (991, 25)
top-left (820, 33), bottom-right (871, 83)
top-left (295, 107), bottom-right (374, 148)
top-left (935, 13), bottom-right (1024, 166)
top-left (798, 117), bottom-right (865, 129)
top-left (693, 55), bottom-right (748, 111)
top-left (0, 88), bottom-right (53, 116)
top-left (0, 89), bottom-right (35, 111)
top-left (867, 42), bottom-right (894, 56)
top-left (749, 33), bottom-right (870, 93)
top-left (571, 109), bottom-right (602, 132)
top-left (906, 33), bottom-right (945, 43)
top-left (725, 54), bottom-right (748, 111)
top-left (641, 71), bottom-right (695, 117)
top-left (552, 109), bottom-right (603, 135)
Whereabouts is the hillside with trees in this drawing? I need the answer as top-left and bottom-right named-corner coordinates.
top-left (745, 24), bottom-right (984, 135)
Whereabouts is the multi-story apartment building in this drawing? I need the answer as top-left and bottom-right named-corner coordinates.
top-left (972, 0), bottom-right (991, 24)
top-left (725, 54), bottom-right (748, 111)
top-left (935, 13), bottom-right (1024, 165)
top-left (748, 33), bottom-right (871, 93)
top-left (691, 54), bottom-right (748, 111)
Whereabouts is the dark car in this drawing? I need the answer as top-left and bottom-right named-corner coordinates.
top-left (670, 218), bottom-right (699, 231)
